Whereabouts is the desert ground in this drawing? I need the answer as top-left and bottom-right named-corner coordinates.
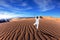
top-left (0, 17), bottom-right (60, 40)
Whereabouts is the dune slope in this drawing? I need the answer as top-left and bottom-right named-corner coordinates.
top-left (0, 18), bottom-right (60, 40)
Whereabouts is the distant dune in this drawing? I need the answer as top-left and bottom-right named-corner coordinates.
top-left (0, 16), bottom-right (60, 40)
top-left (43, 16), bottom-right (60, 22)
top-left (10, 18), bottom-right (34, 22)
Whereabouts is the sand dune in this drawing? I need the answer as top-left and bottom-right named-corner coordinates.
top-left (43, 16), bottom-right (60, 22)
top-left (10, 18), bottom-right (23, 22)
top-left (0, 17), bottom-right (60, 40)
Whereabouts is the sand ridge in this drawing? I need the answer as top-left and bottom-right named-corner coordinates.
top-left (0, 17), bottom-right (60, 40)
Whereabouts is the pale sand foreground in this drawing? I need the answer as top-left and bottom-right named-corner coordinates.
top-left (0, 17), bottom-right (60, 40)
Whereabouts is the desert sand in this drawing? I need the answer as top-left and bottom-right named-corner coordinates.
top-left (0, 17), bottom-right (60, 40)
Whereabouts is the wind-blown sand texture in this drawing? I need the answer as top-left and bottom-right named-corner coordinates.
top-left (0, 17), bottom-right (60, 40)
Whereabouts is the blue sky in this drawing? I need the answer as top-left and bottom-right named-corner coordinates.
top-left (0, 0), bottom-right (60, 18)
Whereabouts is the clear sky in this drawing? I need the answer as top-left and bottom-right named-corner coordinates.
top-left (0, 0), bottom-right (60, 19)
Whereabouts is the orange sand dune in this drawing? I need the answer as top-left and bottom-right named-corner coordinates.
top-left (0, 17), bottom-right (60, 40)
top-left (10, 18), bottom-right (26, 22)
top-left (43, 16), bottom-right (60, 22)
top-left (10, 18), bottom-right (34, 22)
